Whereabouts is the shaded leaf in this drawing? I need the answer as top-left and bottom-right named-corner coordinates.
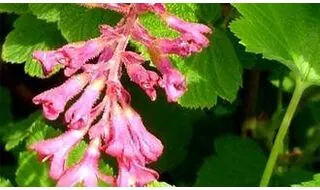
top-left (292, 173), bottom-right (320, 187)
top-left (195, 135), bottom-right (266, 186)
top-left (0, 112), bottom-right (41, 151)
top-left (15, 151), bottom-right (54, 187)
top-left (0, 4), bottom-right (29, 14)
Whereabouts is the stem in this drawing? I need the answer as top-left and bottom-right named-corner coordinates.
top-left (259, 78), bottom-right (309, 187)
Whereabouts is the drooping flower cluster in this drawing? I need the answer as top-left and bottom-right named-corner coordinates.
top-left (30, 3), bottom-right (211, 187)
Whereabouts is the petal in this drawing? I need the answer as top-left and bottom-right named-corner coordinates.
top-left (65, 78), bottom-right (105, 129)
top-left (33, 73), bottom-right (90, 120)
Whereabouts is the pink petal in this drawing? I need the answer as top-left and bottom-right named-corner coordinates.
top-left (65, 78), bottom-right (105, 129)
top-left (33, 73), bottom-right (90, 120)
top-left (30, 129), bottom-right (86, 179)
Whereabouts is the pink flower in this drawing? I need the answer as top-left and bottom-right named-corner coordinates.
top-left (30, 128), bottom-right (86, 180)
top-left (57, 138), bottom-right (114, 187)
top-left (88, 98), bottom-right (111, 139)
top-left (61, 39), bottom-right (107, 76)
top-left (148, 49), bottom-right (187, 102)
top-left (157, 35), bottom-right (203, 57)
top-left (33, 50), bottom-right (66, 75)
top-left (131, 23), bottom-right (155, 46)
top-left (65, 78), bottom-right (106, 129)
top-left (135, 3), bottom-right (166, 14)
top-left (33, 73), bottom-right (90, 120)
top-left (164, 15), bottom-right (211, 48)
top-left (159, 66), bottom-right (187, 102)
top-left (105, 102), bottom-right (163, 164)
top-left (122, 104), bottom-right (163, 163)
top-left (116, 158), bottom-right (158, 187)
top-left (105, 103), bottom-right (140, 160)
top-left (122, 51), bottom-right (160, 100)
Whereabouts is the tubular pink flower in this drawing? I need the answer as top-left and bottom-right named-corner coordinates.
top-left (135, 3), bottom-right (166, 14)
top-left (122, 104), bottom-right (163, 163)
top-left (33, 50), bottom-right (66, 75)
top-left (131, 23), bottom-right (155, 46)
top-left (105, 103), bottom-right (140, 160)
top-left (61, 39), bottom-right (108, 76)
top-left (84, 3), bottom-right (130, 14)
top-left (122, 51), bottom-right (160, 100)
top-left (105, 102), bottom-right (163, 164)
top-left (149, 48), bottom-right (187, 102)
top-left (89, 97), bottom-right (111, 139)
top-left (30, 128), bottom-right (87, 180)
top-left (157, 35), bottom-right (203, 57)
top-left (163, 14), bottom-right (211, 48)
top-left (159, 65), bottom-right (187, 102)
top-left (126, 64), bottom-right (159, 101)
top-left (65, 78), bottom-right (106, 129)
top-left (116, 158), bottom-right (159, 187)
top-left (33, 73), bottom-right (90, 120)
top-left (57, 138), bottom-right (113, 187)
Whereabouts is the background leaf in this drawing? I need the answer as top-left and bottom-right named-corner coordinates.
top-left (0, 177), bottom-right (13, 187)
top-left (230, 4), bottom-right (320, 85)
top-left (15, 151), bottom-right (54, 187)
top-left (0, 112), bottom-right (41, 151)
top-left (29, 4), bottom-right (64, 23)
top-left (57, 4), bottom-right (121, 42)
top-left (0, 4), bottom-right (29, 14)
top-left (292, 173), bottom-right (320, 187)
top-left (195, 135), bottom-right (266, 186)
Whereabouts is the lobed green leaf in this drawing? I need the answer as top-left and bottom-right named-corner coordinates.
top-left (230, 4), bottom-right (320, 85)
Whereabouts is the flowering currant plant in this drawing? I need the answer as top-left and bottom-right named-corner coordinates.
top-left (29, 3), bottom-right (211, 186)
top-left (1, 3), bottom-right (320, 187)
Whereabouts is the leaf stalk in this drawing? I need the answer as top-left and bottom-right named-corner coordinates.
top-left (259, 78), bottom-right (309, 187)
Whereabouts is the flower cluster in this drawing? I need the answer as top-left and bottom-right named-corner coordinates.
top-left (30, 3), bottom-right (211, 187)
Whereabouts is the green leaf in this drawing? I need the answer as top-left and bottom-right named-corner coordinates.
top-left (0, 4), bottom-right (29, 14)
top-left (177, 29), bottom-right (242, 108)
top-left (0, 177), bottom-right (13, 187)
top-left (0, 112), bottom-right (41, 151)
top-left (195, 135), bottom-right (267, 186)
top-left (230, 4), bottom-right (320, 85)
top-left (15, 151), bottom-right (54, 187)
top-left (1, 14), bottom-right (65, 78)
top-left (270, 169), bottom-right (314, 187)
top-left (15, 119), bottom-right (59, 187)
top-left (58, 4), bottom-right (121, 42)
top-left (66, 140), bottom-right (87, 167)
top-left (25, 118), bottom-right (60, 147)
top-left (196, 4), bottom-right (221, 24)
top-left (29, 4), bottom-right (64, 22)
top-left (147, 181), bottom-right (172, 187)
top-left (292, 173), bottom-right (320, 187)
top-left (29, 4), bottom-right (121, 42)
